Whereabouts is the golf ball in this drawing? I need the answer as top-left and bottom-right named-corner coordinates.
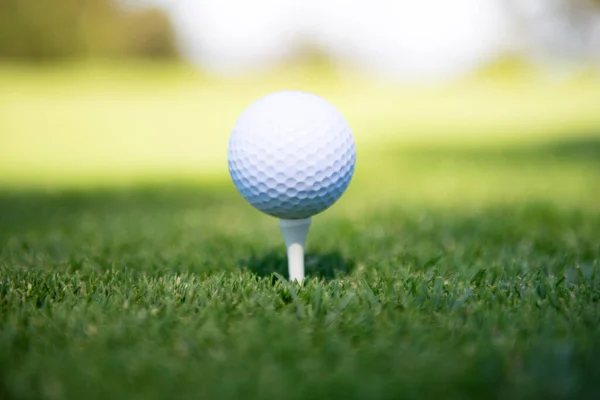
top-left (228, 91), bottom-right (356, 219)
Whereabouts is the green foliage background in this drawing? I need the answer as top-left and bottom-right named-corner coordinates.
top-left (0, 0), bottom-right (178, 60)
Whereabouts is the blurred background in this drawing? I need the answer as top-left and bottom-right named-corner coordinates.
top-left (1, 0), bottom-right (599, 190)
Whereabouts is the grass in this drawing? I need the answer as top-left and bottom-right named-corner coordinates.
top-left (1, 61), bottom-right (600, 187)
top-left (1, 63), bottom-right (600, 399)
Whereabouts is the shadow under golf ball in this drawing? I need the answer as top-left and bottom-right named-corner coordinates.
top-left (241, 250), bottom-right (355, 281)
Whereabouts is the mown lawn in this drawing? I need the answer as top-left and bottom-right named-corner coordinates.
top-left (1, 64), bottom-right (600, 399)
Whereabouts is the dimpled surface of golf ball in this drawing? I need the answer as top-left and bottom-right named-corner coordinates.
top-left (228, 91), bottom-right (356, 220)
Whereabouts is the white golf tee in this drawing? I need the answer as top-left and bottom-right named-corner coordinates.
top-left (279, 218), bottom-right (311, 283)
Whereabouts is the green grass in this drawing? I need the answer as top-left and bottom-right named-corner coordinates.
top-left (2, 62), bottom-right (600, 187)
top-left (1, 63), bottom-right (600, 399)
top-left (2, 141), bottom-right (600, 400)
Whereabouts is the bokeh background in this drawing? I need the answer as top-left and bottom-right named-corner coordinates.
top-left (1, 0), bottom-right (599, 192)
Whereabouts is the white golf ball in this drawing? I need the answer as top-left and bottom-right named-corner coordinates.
top-left (228, 91), bottom-right (356, 219)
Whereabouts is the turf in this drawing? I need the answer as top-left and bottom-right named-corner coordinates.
top-left (2, 62), bottom-right (600, 187)
top-left (2, 139), bottom-right (600, 400)
top-left (2, 62), bottom-right (600, 399)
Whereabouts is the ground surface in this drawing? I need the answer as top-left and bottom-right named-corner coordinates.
top-left (1, 64), bottom-right (600, 399)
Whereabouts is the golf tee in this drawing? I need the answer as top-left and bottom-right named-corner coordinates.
top-left (279, 218), bottom-right (311, 283)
